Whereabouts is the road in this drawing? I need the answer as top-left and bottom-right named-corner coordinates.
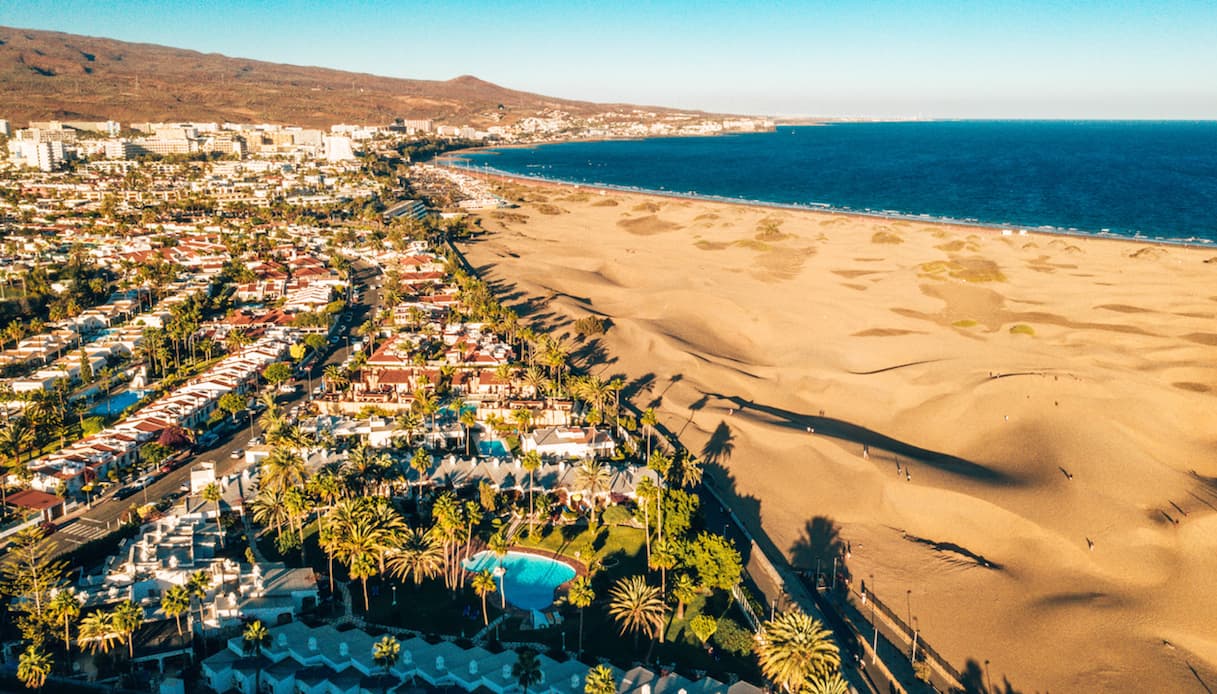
top-left (48, 258), bottom-right (382, 557)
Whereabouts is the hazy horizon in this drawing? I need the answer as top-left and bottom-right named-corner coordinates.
top-left (4, 0), bottom-right (1216, 120)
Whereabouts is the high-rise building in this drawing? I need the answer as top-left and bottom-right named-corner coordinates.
top-left (323, 135), bottom-right (355, 162)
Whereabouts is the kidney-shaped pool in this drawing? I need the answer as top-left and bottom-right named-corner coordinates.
top-left (462, 550), bottom-right (577, 610)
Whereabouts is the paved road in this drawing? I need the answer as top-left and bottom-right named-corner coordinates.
top-left (48, 258), bottom-right (382, 557)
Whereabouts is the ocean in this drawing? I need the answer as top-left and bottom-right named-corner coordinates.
top-left (455, 121), bottom-right (1217, 245)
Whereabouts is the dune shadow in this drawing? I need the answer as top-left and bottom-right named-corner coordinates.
top-left (706, 391), bottom-right (1018, 485)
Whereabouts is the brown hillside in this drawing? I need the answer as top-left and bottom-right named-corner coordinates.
top-left (0, 26), bottom-right (680, 127)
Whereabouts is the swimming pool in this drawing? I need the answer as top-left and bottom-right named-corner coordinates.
top-left (478, 439), bottom-right (510, 458)
top-left (89, 390), bottom-right (147, 417)
top-left (462, 550), bottom-right (576, 610)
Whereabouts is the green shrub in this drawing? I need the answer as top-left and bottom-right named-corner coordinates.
top-left (1009, 324), bottom-right (1035, 336)
top-left (952, 319), bottom-right (978, 328)
top-left (711, 617), bottom-right (754, 656)
top-left (601, 504), bottom-right (633, 526)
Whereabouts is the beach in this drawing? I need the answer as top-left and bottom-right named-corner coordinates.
top-left (459, 178), bottom-right (1217, 693)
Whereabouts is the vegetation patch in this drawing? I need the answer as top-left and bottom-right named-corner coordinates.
top-left (871, 230), bottom-right (904, 244)
top-left (754, 218), bottom-right (790, 242)
top-left (733, 239), bottom-right (772, 252)
top-left (1009, 323), bottom-right (1036, 336)
top-left (490, 211), bottom-right (528, 225)
top-left (534, 203), bottom-right (564, 215)
top-left (919, 257), bottom-right (1006, 282)
top-left (590, 198), bottom-right (620, 207)
top-left (618, 215), bottom-right (679, 235)
top-left (694, 240), bottom-right (729, 251)
top-left (632, 201), bottom-right (662, 213)
top-left (952, 319), bottom-right (979, 328)
top-left (573, 315), bottom-right (608, 336)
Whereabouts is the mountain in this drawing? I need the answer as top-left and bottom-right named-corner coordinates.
top-left (0, 26), bottom-right (676, 127)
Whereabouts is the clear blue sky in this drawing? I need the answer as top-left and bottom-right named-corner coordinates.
top-left (4, 0), bottom-right (1216, 118)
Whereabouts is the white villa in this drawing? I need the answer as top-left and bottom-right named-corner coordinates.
top-left (522, 426), bottom-right (617, 460)
top-left (202, 621), bottom-right (763, 694)
top-left (76, 509), bottom-right (318, 631)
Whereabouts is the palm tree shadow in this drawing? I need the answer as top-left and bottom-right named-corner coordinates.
top-left (701, 420), bottom-right (735, 467)
top-left (788, 516), bottom-right (852, 583)
top-left (959, 658), bottom-right (1027, 694)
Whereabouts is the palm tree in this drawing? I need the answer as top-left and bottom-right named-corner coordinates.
top-left (49, 589), bottom-right (82, 656)
top-left (804, 673), bottom-right (850, 694)
top-left (186, 570), bottom-right (212, 636)
top-left (584, 664), bottom-right (617, 694)
top-left (323, 364), bottom-right (349, 394)
top-left (261, 447), bottom-right (307, 491)
top-left (607, 575), bottom-right (666, 649)
top-left (646, 451), bottom-right (672, 544)
top-left (755, 609), bottom-right (841, 693)
top-left (161, 584), bottom-right (191, 636)
top-left (386, 526), bottom-right (444, 586)
top-left (459, 408), bottom-right (478, 456)
top-left (649, 539), bottom-right (676, 596)
top-left (333, 512), bottom-right (383, 611)
top-left (567, 575), bottom-right (595, 656)
top-left (372, 635), bottom-right (401, 694)
top-left (520, 450), bottom-right (542, 534)
top-left (671, 573), bottom-right (698, 621)
top-left (243, 619), bottom-right (271, 693)
top-left (112, 599), bottom-right (144, 658)
top-left (574, 459), bottom-right (611, 526)
top-left (409, 448), bottom-right (431, 499)
top-left (200, 482), bottom-right (225, 548)
top-left (472, 569), bottom-right (497, 626)
top-left (640, 408), bottom-right (658, 459)
top-left (77, 611), bottom-right (120, 655)
top-left (17, 644), bottom-right (52, 690)
top-left (513, 649), bottom-right (542, 694)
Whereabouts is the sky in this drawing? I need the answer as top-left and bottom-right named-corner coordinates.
top-left (4, 0), bottom-right (1217, 119)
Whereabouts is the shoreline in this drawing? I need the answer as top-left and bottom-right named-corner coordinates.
top-left (437, 152), bottom-right (1217, 251)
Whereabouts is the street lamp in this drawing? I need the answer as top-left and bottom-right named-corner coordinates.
top-left (392, 585), bottom-right (398, 606)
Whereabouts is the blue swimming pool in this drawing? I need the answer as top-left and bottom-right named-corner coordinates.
top-left (478, 439), bottom-right (510, 458)
top-left (90, 389), bottom-right (147, 417)
top-left (462, 551), bottom-right (576, 610)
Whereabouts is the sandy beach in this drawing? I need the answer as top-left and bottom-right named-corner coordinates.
top-left (458, 178), bottom-right (1217, 693)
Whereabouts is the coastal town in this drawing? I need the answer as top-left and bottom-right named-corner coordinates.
top-left (0, 112), bottom-right (869, 694)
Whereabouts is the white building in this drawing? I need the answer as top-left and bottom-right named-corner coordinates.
top-left (522, 426), bottom-right (616, 460)
top-left (203, 621), bottom-right (762, 694)
top-left (324, 135), bottom-right (356, 162)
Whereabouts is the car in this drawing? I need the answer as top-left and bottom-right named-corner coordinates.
top-left (179, 481), bottom-right (191, 493)
top-left (249, 436), bottom-right (264, 446)
top-left (230, 449), bottom-right (244, 459)
top-left (113, 485), bottom-right (137, 501)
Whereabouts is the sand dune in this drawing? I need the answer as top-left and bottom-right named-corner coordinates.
top-left (462, 181), bottom-right (1217, 693)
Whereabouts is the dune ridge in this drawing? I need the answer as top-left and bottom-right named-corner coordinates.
top-left (462, 181), bottom-right (1217, 693)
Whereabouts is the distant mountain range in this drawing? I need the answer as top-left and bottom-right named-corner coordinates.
top-left (0, 26), bottom-right (683, 127)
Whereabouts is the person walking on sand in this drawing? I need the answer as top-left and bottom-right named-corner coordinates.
top-left (1087, 537), bottom-right (1095, 551)
top-left (862, 445), bottom-right (869, 459)
top-left (905, 470), bottom-right (911, 482)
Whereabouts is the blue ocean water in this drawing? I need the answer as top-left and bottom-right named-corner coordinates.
top-left (462, 550), bottom-right (576, 610)
top-left (457, 122), bottom-right (1217, 245)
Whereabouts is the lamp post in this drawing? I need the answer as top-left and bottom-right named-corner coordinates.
top-left (392, 585), bottom-right (397, 606)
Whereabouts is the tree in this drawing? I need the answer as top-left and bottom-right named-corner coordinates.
top-left (262, 361), bottom-right (293, 387)
top-left (386, 526), bottom-right (443, 586)
top-left (689, 614), bottom-right (718, 646)
top-left (201, 482), bottom-right (225, 547)
top-left (243, 619), bottom-right (271, 693)
top-left (1, 527), bottom-right (68, 621)
top-left (372, 635), bottom-right (401, 694)
top-left (755, 609), bottom-right (841, 693)
top-left (77, 611), bottom-right (120, 655)
top-left (672, 573), bottom-right (698, 621)
top-left (520, 450), bottom-right (542, 534)
top-left (567, 575), bottom-right (595, 656)
top-left (640, 407), bottom-right (658, 459)
top-left (513, 648), bottom-right (542, 694)
top-left (49, 589), bottom-right (82, 656)
top-left (17, 644), bottom-right (52, 690)
top-left (112, 599), bottom-right (144, 658)
top-left (472, 569), bottom-right (497, 626)
top-left (685, 532), bottom-right (742, 593)
top-left (459, 408), bottom-right (478, 456)
top-left (607, 575), bottom-right (666, 649)
top-left (217, 392), bottom-right (247, 422)
top-left (584, 664), bottom-right (617, 694)
top-left (805, 673), bottom-right (850, 694)
top-left (574, 459), bottom-right (611, 526)
top-left (161, 584), bottom-right (191, 636)
top-left (186, 570), bottom-right (212, 636)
